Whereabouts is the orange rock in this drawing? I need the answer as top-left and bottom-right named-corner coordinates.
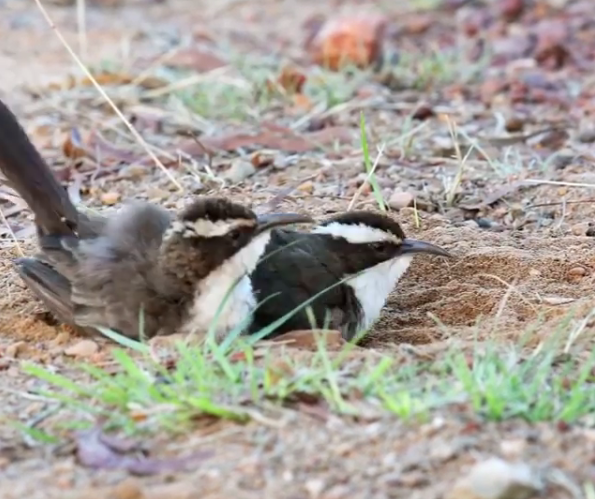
top-left (308, 12), bottom-right (387, 71)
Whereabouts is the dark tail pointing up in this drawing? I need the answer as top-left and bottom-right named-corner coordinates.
top-left (0, 98), bottom-right (79, 236)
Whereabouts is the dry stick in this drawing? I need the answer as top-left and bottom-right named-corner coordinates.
top-left (33, 0), bottom-right (183, 191)
top-left (525, 179), bottom-right (595, 188)
top-left (0, 206), bottom-right (24, 257)
top-left (564, 307), bottom-right (595, 354)
top-left (528, 199), bottom-right (595, 208)
top-left (444, 116), bottom-right (474, 207)
top-left (347, 143), bottom-right (386, 212)
top-left (128, 45), bottom-right (184, 88)
top-left (475, 273), bottom-right (539, 314)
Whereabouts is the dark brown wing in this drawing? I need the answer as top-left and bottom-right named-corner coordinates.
top-left (14, 257), bottom-right (75, 325)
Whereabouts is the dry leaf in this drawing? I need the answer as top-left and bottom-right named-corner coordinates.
top-left (277, 65), bottom-right (307, 94)
top-left (268, 329), bottom-right (345, 351)
top-left (291, 94), bottom-right (314, 112)
top-left (265, 359), bottom-right (295, 386)
top-left (165, 48), bottom-right (227, 72)
top-left (75, 427), bottom-right (212, 475)
top-left (308, 12), bottom-right (387, 70)
top-left (62, 128), bottom-right (88, 161)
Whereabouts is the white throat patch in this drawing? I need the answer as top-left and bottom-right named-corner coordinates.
top-left (346, 254), bottom-right (413, 333)
top-left (182, 231), bottom-right (272, 340)
top-left (313, 221), bottom-right (408, 334)
top-left (313, 222), bottom-right (401, 244)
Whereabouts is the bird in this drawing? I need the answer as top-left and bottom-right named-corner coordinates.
top-left (0, 97), bottom-right (313, 340)
top-left (248, 210), bottom-right (452, 341)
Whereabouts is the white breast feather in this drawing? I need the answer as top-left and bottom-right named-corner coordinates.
top-left (182, 232), bottom-right (272, 340)
top-left (346, 254), bottom-right (413, 333)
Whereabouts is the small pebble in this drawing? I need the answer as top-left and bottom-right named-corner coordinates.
top-left (112, 477), bottom-right (144, 499)
top-left (64, 340), bottom-right (99, 358)
top-left (304, 478), bottom-right (326, 498)
top-left (476, 218), bottom-right (494, 229)
top-left (504, 116), bottom-right (524, 132)
top-left (446, 457), bottom-right (542, 499)
top-left (100, 191), bottom-right (121, 206)
top-left (567, 266), bottom-right (587, 278)
top-left (118, 165), bottom-right (146, 180)
top-left (6, 341), bottom-right (26, 358)
top-left (297, 180), bottom-right (314, 194)
top-left (388, 191), bottom-right (414, 210)
top-left (571, 222), bottom-right (589, 236)
top-left (578, 129), bottom-right (595, 143)
top-left (500, 439), bottom-right (527, 459)
top-left (225, 158), bottom-right (256, 183)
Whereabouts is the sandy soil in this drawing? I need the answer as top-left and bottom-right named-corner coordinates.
top-left (2, 0), bottom-right (595, 497)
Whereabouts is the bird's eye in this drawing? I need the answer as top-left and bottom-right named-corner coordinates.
top-left (371, 242), bottom-right (390, 252)
top-left (228, 229), bottom-right (242, 241)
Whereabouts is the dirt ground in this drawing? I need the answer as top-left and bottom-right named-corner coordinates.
top-left (2, 0), bottom-right (595, 497)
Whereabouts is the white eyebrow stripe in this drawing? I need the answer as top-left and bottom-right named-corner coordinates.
top-left (171, 218), bottom-right (255, 238)
top-left (313, 222), bottom-right (401, 244)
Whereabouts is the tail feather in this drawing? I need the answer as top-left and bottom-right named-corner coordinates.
top-left (0, 99), bottom-right (79, 236)
top-left (14, 257), bottom-right (75, 325)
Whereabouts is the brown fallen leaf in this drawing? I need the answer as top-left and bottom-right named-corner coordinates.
top-left (76, 427), bottom-right (213, 475)
top-left (277, 65), bottom-right (307, 94)
top-left (290, 94), bottom-right (315, 113)
top-left (307, 12), bottom-right (387, 70)
top-left (62, 128), bottom-right (89, 161)
top-left (267, 329), bottom-right (345, 351)
top-left (498, 0), bottom-right (525, 22)
top-left (165, 48), bottom-right (227, 72)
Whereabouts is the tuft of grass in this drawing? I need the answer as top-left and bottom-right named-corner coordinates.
top-left (21, 314), bottom-right (595, 442)
top-left (358, 112), bottom-right (387, 211)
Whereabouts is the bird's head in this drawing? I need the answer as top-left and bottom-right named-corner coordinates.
top-left (313, 210), bottom-right (451, 275)
top-left (162, 197), bottom-right (313, 283)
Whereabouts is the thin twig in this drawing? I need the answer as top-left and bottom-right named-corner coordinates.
top-left (0, 206), bottom-right (24, 257)
top-left (527, 199), bottom-right (595, 208)
top-left (33, 0), bottom-right (183, 191)
top-left (525, 179), bottom-right (595, 188)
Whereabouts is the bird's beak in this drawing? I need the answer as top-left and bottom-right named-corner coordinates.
top-left (255, 212), bottom-right (314, 234)
top-left (399, 238), bottom-right (452, 258)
